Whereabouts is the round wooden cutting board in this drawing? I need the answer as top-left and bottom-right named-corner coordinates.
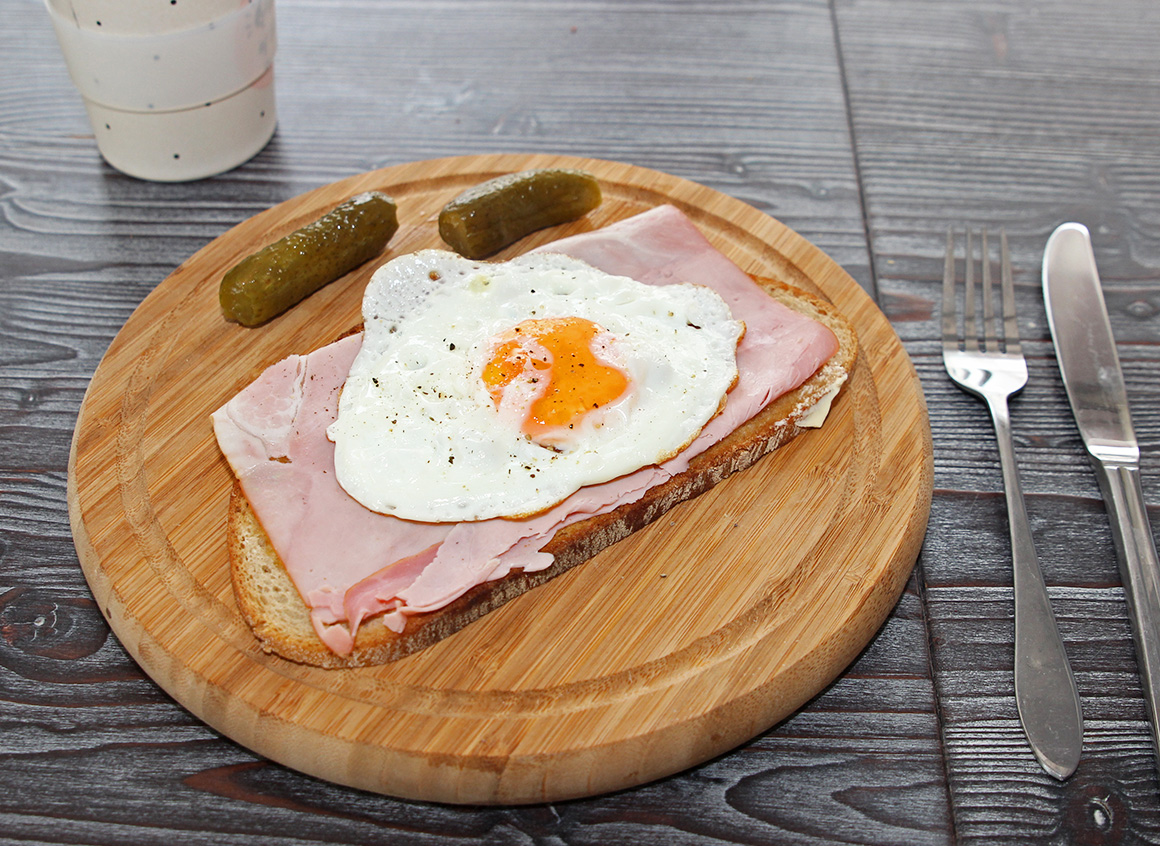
top-left (67, 153), bottom-right (932, 805)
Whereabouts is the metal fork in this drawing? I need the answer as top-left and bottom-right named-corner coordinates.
top-left (942, 228), bottom-right (1083, 780)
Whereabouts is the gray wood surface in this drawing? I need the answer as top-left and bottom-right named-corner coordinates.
top-left (2, 0), bottom-right (1159, 842)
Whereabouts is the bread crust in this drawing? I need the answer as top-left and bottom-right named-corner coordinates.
top-left (228, 276), bottom-right (858, 668)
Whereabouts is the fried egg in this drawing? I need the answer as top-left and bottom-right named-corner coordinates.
top-left (327, 250), bottom-right (743, 522)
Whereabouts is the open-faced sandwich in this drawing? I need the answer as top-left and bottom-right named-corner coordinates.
top-left (211, 202), bottom-right (857, 667)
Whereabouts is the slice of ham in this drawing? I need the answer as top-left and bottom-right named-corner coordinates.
top-left (212, 205), bottom-right (838, 655)
top-left (534, 205), bottom-right (832, 470)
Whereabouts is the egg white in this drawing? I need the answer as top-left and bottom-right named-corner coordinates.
top-left (327, 250), bottom-right (743, 522)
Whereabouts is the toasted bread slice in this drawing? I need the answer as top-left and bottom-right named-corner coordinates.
top-left (229, 276), bottom-right (858, 668)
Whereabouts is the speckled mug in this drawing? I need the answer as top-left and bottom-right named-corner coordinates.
top-left (45, 0), bottom-right (277, 181)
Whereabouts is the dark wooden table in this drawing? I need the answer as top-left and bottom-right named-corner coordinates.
top-left (4, 0), bottom-right (1160, 842)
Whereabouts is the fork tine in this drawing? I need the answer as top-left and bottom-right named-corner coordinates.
top-left (1000, 229), bottom-right (1022, 356)
top-left (963, 229), bottom-right (978, 350)
top-left (942, 227), bottom-right (958, 351)
top-left (982, 229), bottom-right (998, 353)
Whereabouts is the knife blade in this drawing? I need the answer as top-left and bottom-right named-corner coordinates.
top-left (1043, 221), bottom-right (1160, 774)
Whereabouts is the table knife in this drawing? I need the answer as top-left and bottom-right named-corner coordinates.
top-left (1043, 221), bottom-right (1160, 774)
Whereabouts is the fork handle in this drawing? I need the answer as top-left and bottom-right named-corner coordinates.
top-left (989, 397), bottom-right (1084, 779)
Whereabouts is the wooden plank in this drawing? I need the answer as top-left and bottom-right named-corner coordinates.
top-left (836, 0), bottom-right (1160, 838)
top-left (2, 0), bottom-right (954, 840)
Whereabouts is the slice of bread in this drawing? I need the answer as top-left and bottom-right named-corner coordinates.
top-left (229, 276), bottom-right (858, 668)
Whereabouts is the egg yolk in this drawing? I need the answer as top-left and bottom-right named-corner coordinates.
top-left (482, 316), bottom-right (629, 438)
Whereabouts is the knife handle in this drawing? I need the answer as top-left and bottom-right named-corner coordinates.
top-left (1092, 460), bottom-right (1160, 763)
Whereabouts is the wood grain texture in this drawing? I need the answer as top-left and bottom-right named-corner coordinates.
top-left (836, 0), bottom-right (1160, 840)
top-left (10, 0), bottom-right (940, 836)
top-left (12, 0), bottom-right (1160, 837)
top-left (66, 153), bottom-right (932, 804)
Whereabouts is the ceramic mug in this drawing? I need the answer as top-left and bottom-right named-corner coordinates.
top-left (45, 0), bottom-right (278, 181)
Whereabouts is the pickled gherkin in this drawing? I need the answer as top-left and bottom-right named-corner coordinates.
top-left (220, 191), bottom-right (398, 327)
top-left (438, 169), bottom-right (601, 259)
